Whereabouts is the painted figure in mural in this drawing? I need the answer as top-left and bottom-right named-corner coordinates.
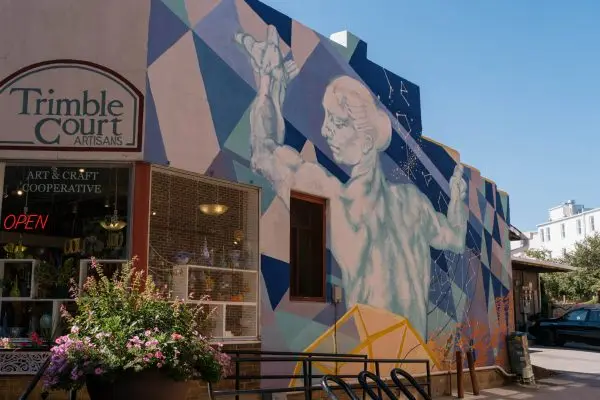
top-left (236, 26), bottom-right (468, 338)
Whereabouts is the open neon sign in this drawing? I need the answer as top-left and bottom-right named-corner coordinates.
top-left (3, 214), bottom-right (49, 231)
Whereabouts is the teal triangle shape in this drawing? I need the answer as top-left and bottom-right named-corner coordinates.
top-left (223, 107), bottom-right (251, 161)
top-left (232, 160), bottom-right (276, 214)
top-left (275, 311), bottom-right (326, 351)
top-left (450, 281), bottom-right (467, 321)
top-left (330, 32), bottom-right (361, 61)
top-left (500, 194), bottom-right (509, 221)
top-left (161, 0), bottom-right (189, 26)
top-left (477, 191), bottom-right (487, 223)
top-left (480, 234), bottom-right (489, 267)
top-left (483, 204), bottom-right (494, 233)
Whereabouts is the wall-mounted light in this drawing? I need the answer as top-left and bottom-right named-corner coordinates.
top-left (16, 189), bottom-right (23, 196)
top-left (151, 211), bottom-right (157, 216)
top-left (79, 168), bottom-right (85, 173)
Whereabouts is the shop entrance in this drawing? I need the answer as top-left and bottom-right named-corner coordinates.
top-left (0, 163), bottom-right (131, 343)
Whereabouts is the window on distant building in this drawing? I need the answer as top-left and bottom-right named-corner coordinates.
top-left (561, 223), bottom-right (565, 238)
top-left (540, 229), bottom-right (545, 242)
top-left (546, 227), bottom-right (551, 241)
top-left (290, 192), bottom-right (326, 301)
top-left (591, 216), bottom-right (595, 232)
top-left (577, 219), bottom-right (582, 235)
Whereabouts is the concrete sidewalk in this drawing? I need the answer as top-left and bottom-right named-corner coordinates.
top-left (438, 373), bottom-right (600, 400)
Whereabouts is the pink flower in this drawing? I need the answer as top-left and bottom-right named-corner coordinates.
top-left (171, 333), bottom-right (183, 341)
top-left (157, 363), bottom-right (163, 368)
top-left (94, 368), bottom-right (103, 375)
top-left (155, 351), bottom-right (164, 359)
top-left (144, 330), bottom-right (152, 337)
top-left (71, 326), bottom-right (79, 334)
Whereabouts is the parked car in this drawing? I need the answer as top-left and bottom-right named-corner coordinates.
top-left (529, 304), bottom-right (600, 346)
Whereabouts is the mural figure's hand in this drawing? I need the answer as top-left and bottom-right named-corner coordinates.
top-left (235, 25), bottom-right (298, 82)
top-left (449, 163), bottom-right (467, 202)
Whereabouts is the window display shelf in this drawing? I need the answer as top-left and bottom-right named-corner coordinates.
top-left (171, 264), bottom-right (258, 340)
top-left (0, 259), bottom-right (125, 344)
top-left (172, 264), bottom-right (258, 303)
top-left (181, 264), bottom-right (258, 274)
top-left (0, 259), bottom-right (39, 299)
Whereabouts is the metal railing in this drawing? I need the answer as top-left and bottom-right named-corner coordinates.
top-left (19, 350), bottom-right (431, 400)
top-left (210, 351), bottom-right (432, 400)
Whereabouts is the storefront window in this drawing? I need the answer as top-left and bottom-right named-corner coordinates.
top-left (148, 167), bottom-right (259, 341)
top-left (0, 164), bottom-right (131, 345)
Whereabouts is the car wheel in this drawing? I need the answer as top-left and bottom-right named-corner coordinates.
top-left (538, 329), bottom-right (555, 346)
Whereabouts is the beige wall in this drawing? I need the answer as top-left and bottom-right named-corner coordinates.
top-left (0, 0), bottom-right (150, 161)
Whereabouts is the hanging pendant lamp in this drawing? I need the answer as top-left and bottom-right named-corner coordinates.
top-left (100, 170), bottom-right (127, 231)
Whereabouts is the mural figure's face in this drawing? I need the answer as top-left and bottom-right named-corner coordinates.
top-left (321, 96), bottom-right (369, 166)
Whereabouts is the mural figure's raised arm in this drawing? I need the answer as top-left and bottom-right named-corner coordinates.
top-left (423, 164), bottom-right (468, 252)
top-left (235, 26), bottom-right (302, 202)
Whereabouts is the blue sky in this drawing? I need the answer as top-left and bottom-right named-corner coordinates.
top-left (261, 0), bottom-right (600, 231)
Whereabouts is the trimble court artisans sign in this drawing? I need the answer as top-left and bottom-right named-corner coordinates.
top-left (0, 60), bottom-right (144, 151)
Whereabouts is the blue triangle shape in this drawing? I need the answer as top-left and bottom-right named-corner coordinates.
top-left (312, 305), bottom-right (334, 326)
top-left (495, 191), bottom-right (505, 220)
top-left (206, 150), bottom-right (237, 182)
top-left (481, 263), bottom-right (491, 308)
top-left (465, 224), bottom-right (482, 251)
top-left (161, 0), bottom-right (189, 26)
top-left (245, 0), bottom-right (293, 46)
top-left (283, 120), bottom-right (307, 153)
top-left (485, 180), bottom-right (495, 206)
top-left (147, 0), bottom-right (190, 66)
top-left (492, 212), bottom-right (502, 245)
top-left (431, 248), bottom-right (449, 273)
top-left (143, 78), bottom-right (168, 164)
top-left (261, 254), bottom-right (290, 310)
top-left (483, 230), bottom-right (493, 267)
top-left (314, 146), bottom-right (350, 184)
top-left (193, 32), bottom-right (255, 147)
top-left (232, 160), bottom-right (276, 213)
top-left (491, 273), bottom-right (504, 300)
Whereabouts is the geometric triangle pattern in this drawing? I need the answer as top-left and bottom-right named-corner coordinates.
top-left (145, 0), bottom-right (514, 375)
top-left (147, 0), bottom-right (190, 66)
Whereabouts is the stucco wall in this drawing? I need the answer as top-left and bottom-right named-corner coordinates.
top-left (0, 0), bottom-right (150, 160)
top-left (0, 0), bottom-right (514, 383)
top-left (144, 0), bottom-right (514, 379)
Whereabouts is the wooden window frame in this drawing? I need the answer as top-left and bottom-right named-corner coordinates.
top-left (289, 191), bottom-right (327, 303)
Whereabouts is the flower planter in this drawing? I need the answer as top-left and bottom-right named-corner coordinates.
top-left (86, 370), bottom-right (189, 400)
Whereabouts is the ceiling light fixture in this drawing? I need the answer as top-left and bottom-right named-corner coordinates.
top-left (199, 203), bottom-right (229, 216)
top-left (100, 170), bottom-right (127, 231)
top-left (199, 185), bottom-right (228, 216)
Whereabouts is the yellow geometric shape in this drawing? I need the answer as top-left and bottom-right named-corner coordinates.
top-left (290, 304), bottom-right (440, 387)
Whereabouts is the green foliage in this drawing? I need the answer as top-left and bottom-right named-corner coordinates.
top-left (529, 234), bottom-right (600, 302)
top-left (43, 258), bottom-right (231, 392)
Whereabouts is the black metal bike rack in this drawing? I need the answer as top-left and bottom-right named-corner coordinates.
top-left (321, 375), bottom-right (361, 400)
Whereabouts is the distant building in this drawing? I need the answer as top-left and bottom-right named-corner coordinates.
top-left (512, 200), bottom-right (600, 258)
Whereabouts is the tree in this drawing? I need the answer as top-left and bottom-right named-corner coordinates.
top-left (527, 234), bottom-right (600, 302)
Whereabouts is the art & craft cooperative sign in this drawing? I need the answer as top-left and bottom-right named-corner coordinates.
top-left (0, 60), bottom-right (144, 151)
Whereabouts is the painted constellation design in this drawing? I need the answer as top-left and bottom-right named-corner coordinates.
top-left (426, 194), bottom-right (481, 341)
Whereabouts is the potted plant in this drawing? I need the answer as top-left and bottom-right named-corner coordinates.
top-left (43, 257), bottom-right (231, 400)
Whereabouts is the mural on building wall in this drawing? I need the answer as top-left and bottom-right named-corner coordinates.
top-left (145, 0), bottom-right (513, 377)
